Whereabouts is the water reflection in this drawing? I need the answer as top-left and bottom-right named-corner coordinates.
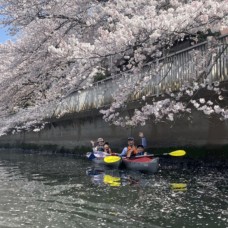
top-left (86, 166), bottom-right (190, 192)
top-left (86, 168), bottom-right (141, 187)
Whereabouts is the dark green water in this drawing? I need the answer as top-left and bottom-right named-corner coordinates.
top-left (0, 150), bottom-right (227, 228)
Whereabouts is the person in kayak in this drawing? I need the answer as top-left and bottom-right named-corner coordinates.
top-left (104, 142), bottom-right (112, 154)
top-left (135, 144), bottom-right (147, 156)
top-left (90, 138), bottom-right (105, 152)
top-left (119, 132), bottom-right (147, 157)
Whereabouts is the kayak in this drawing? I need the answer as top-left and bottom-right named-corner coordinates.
top-left (122, 156), bottom-right (159, 173)
top-left (86, 151), bottom-right (108, 165)
top-left (86, 152), bottom-right (159, 172)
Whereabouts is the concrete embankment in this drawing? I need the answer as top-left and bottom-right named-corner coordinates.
top-left (0, 107), bottom-right (227, 159)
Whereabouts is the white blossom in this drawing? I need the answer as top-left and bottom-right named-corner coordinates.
top-left (207, 100), bottom-right (213, 105)
top-left (194, 102), bottom-right (200, 109)
top-left (33, 128), bottom-right (41, 132)
top-left (219, 95), bottom-right (224, 100)
top-left (0, 0), bottom-right (227, 132)
top-left (199, 98), bottom-right (206, 104)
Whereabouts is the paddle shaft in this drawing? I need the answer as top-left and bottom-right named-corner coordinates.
top-left (136, 153), bottom-right (169, 158)
top-left (104, 150), bottom-right (186, 163)
top-left (123, 150), bottom-right (186, 158)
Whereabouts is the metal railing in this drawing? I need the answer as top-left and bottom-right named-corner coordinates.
top-left (54, 35), bottom-right (228, 117)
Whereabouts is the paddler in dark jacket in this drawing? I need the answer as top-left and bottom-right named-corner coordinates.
top-left (119, 132), bottom-right (147, 157)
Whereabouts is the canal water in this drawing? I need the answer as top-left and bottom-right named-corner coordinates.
top-left (0, 150), bottom-right (227, 228)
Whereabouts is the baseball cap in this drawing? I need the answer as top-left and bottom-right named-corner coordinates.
top-left (127, 137), bottom-right (134, 141)
top-left (137, 144), bottom-right (144, 148)
top-left (97, 138), bottom-right (104, 142)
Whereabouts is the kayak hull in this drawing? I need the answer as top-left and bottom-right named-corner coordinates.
top-left (86, 152), bottom-right (106, 165)
top-left (92, 157), bottom-right (106, 165)
top-left (122, 157), bottom-right (159, 173)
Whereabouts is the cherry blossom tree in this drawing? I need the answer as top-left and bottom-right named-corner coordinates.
top-left (0, 0), bottom-right (227, 135)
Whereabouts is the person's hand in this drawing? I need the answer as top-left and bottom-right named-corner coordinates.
top-left (139, 132), bottom-right (144, 138)
top-left (127, 149), bottom-right (133, 158)
top-left (128, 148), bottom-right (134, 153)
top-left (90, 140), bottom-right (95, 146)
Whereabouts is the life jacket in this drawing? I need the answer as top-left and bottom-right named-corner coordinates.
top-left (127, 146), bottom-right (137, 156)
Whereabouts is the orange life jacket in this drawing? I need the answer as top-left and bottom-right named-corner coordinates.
top-left (127, 146), bottom-right (137, 155)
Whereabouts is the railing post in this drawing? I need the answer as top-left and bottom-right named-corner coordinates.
top-left (156, 59), bottom-right (159, 97)
top-left (207, 36), bottom-right (214, 84)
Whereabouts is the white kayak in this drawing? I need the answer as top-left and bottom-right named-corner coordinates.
top-left (86, 151), bottom-right (109, 165)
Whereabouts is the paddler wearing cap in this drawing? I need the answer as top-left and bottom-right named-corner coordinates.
top-left (119, 132), bottom-right (147, 158)
top-left (90, 138), bottom-right (105, 152)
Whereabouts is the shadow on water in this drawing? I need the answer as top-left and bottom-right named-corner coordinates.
top-left (0, 150), bottom-right (227, 228)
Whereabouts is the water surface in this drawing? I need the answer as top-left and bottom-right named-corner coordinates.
top-left (0, 150), bottom-right (227, 228)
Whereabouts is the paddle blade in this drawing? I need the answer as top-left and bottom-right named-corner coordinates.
top-left (169, 150), bottom-right (186, 157)
top-left (170, 183), bottom-right (187, 188)
top-left (170, 183), bottom-right (187, 191)
top-left (104, 156), bottom-right (121, 164)
top-left (103, 175), bottom-right (121, 187)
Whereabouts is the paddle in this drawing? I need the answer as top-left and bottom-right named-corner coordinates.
top-left (139, 150), bottom-right (186, 158)
top-left (104, 150), bottom-right (186, 164)
top-left (103, 175), bottom-right (121, 187)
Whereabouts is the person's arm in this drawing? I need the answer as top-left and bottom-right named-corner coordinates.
top-left (141, 137), bottom-right (147, 148)
top-left (139, 132), bottom-right (147, 148)
top-left (119, 147), bottom-right (128, 157)
top-left (90, 140), bottom-right (97, 152)
top-left (93, 146), bottom-right (98, 152)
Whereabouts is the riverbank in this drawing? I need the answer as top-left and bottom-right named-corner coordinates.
top-left (0, 107), bottom-right (228, 150)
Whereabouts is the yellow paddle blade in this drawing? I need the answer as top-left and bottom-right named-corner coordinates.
top-left (170, 183), bottom-right (187, 191)
top-left (104, 156), bottom-right (121, 163)
top-left (170, 183), bottom-right (187, 189)
top-left (103, 175), bottom-right (121, 187)
top-left (109, 182), bottom-right (121, 187)
top-left (169, 150), bottom-right (186, 157)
